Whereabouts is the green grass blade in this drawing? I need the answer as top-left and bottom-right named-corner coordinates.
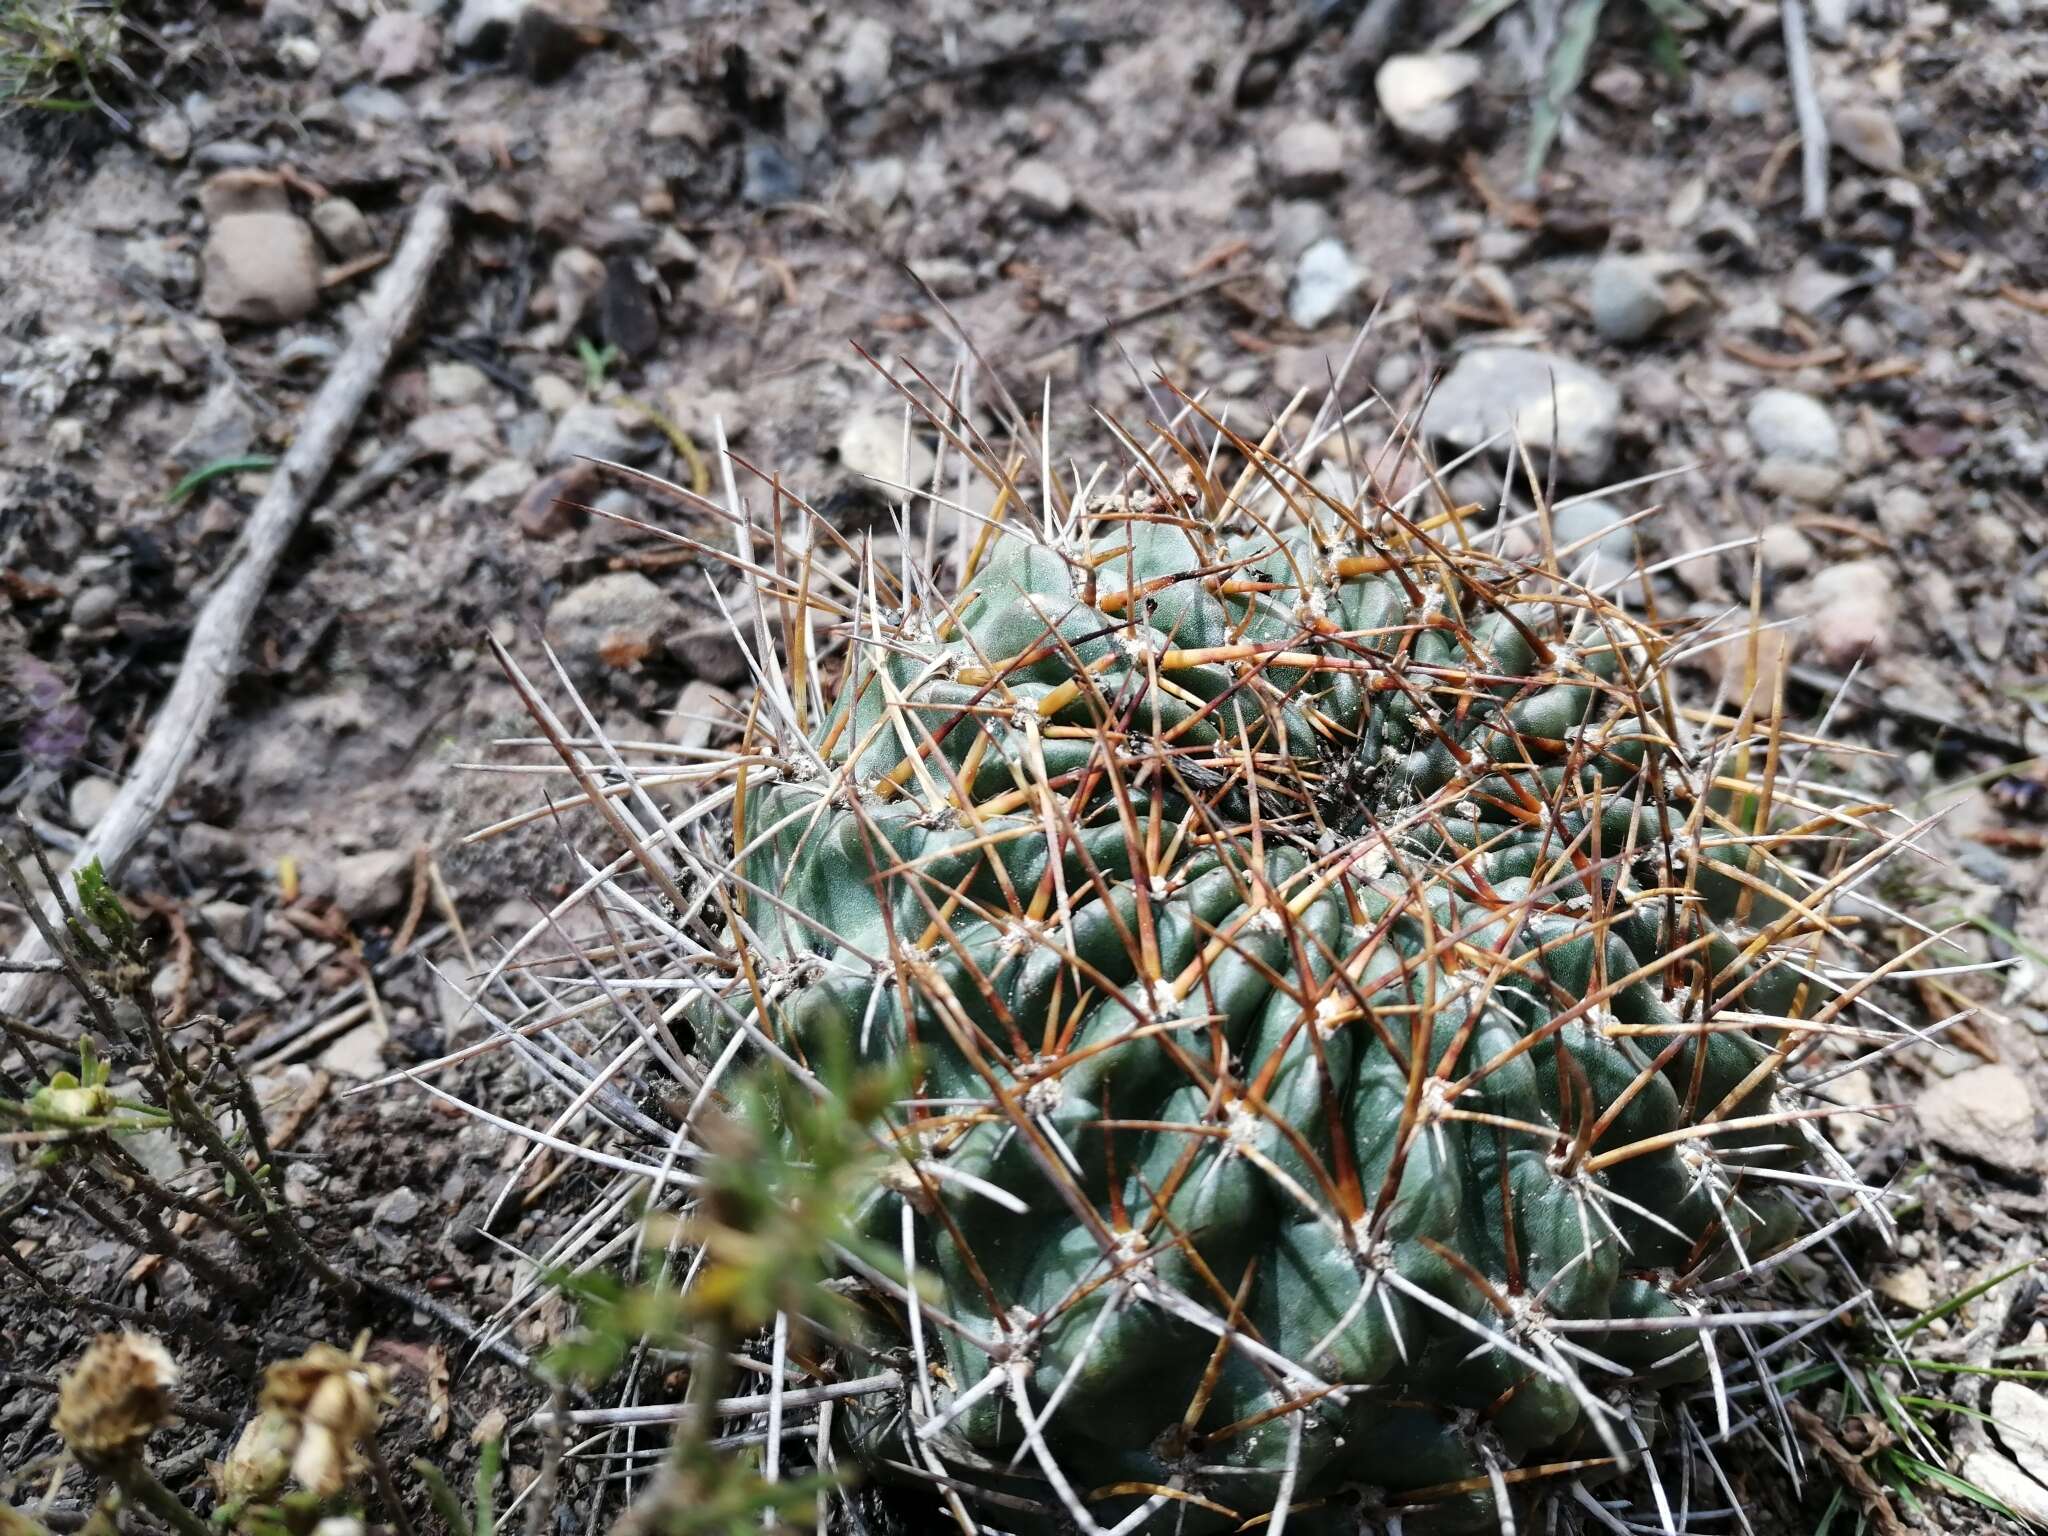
top-left (412, 1459), bottom-right (469, 1535)
top-left (1525, 0), bottom-right (1606, 184)
top-left (1891, 1456), bottom-right (2018, 1521)
top-left (1900, 1256), bottom-right (2038, 1341)
top-left (167, 454), bottom-right (278, 504)
top-left (474, 1435), bottom-right (500, 1536)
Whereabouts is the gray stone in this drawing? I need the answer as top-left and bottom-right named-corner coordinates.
top-left (546, 572), bottom-right (684, 674)
top-left (274, 34), bottom-right (320, 73)
top-left (373, 1185), bottom-right (423, 1227)
top-left (1270, 199), bottom-right (1331, 264)
top-left (838, 410), bottom-right (936, 489)
top-left (68, 775), bottom-right (117, 830)
top-left (847, 156), bottom-right (907, 225)
top-left (408, 405), bottom-right (500, 471)
top-left (1758, 522), bottom-right (1817, 574)
top-left (1551, 498), bottom-right (1635, 585)
top-left (428, 360), bottom-right (489, 406)
top-left (1746, 388), bottom-right (1840, 464)
top-left (1008, 158), bottom-right (1073, 220)
top-left (121, 236), bottom-right (198, 296)
top-left (1269, 119), bottom-right (1345, 194)
top-left (835, 16), bottom-right (893, 108)
top-left (110, 324), bottom-right (201, 387)
top-left (741, 140), bottom-right (803, 206)
top-left (1287, 238), bottom-right (1365, 330)
top-left (317, 1024), bottom-right (385, 1081)
top-left (1375, 353), bottom-right (1417, 397)
top-left (1877, 485), bottom-right (1935, 540)
top-left (665, 678), bottom-right (740, 752)
top-left (361, 10), bottom-right (440, 80)
top-left (1588, 255), bottom-right (1667, 343)
top-left (1993, 1382), bottom-right (2048, 1486)
top-left (333, 847), bottom-right (414, 918)
top-left (194, 140), bottom-right (271, 171)
top-left (908, 255), bottom-right (977, 297)
top-left (1753, 456), bottom-right (1844, 504)
top-left (1959, 1451), bottom-right (2048, 1528)
top-left (140, 111), bottom-right (191, 163)
top-left (340, 83), bottom-right (413, 124)
top-left (1375, 52), bottom-right (1481, 150)
top-left (547, 400), bottom-right (654, 466)
top-left (532, 373), bottom-right (581, 416)
top-left (71, 584), bottom-right (120, 630)
top-left (1917, 1064), bottom-right (2041, 1173)
top-left (202, 212), bottom-right (321, 325)
top-left (1421, 347), bottom-right (1623, 484)
top-left (462, 458), bottom-right (538, 504)
top-left (169, 382), bottom-right (257, 470)
top-left (311, 197), bottom-right (375, 259)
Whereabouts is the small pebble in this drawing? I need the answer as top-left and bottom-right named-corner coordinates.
top-left (1829, 103), bottom-right (1905, 175)
top-left (1758, 522), bottom-right (1816, 574)
top-left (1746, 388), bottom-right (1840, 464)
top-left (1421, 347), bottom-right (1623, 484)
top-left (69, 775), bottom-right (118, 830)
top-left (462, 459), bottom-right (538, 504)
top-left (1588, 254), bottom-right (1667, 343)
top-left (838, 410), bottom-right (937, 489)
top-left (310, 197), bottom-right (375, 259)
top-left (1375, 52), bottom-right (1481, 150)
top-left (1288, 238), bottom-right (1365, 330)
top-left (1753, 456), bottom-right (1844, 504)
top-left (1008, 158), bottom-right (1074, 220)
top-left (835, 16), bottom-right (894, 109)
top-left (1270, 199), bottom-right (1332, 264)
top-left (1876, 485), bottom-right (1934, 540)
top-left (428, 360), bottom-right (490, 407)
top-left (140, 112), bottom-right (191, 163)
top-left (372, 1185), bottom-right (423, 1227)
top-left (1269, 119), bottom-right (1345, 194)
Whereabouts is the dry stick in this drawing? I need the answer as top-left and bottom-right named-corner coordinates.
top-left (0, 185), bottom-right (457, 1020)
top-left (1780, 0), bottom-right (1829, 222)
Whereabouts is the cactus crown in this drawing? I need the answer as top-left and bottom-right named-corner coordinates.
top-left (464, 361), bottom-right (1902, 1535)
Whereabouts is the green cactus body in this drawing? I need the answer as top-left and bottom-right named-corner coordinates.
top-left (707, 479), bottom-right (1823, 1533)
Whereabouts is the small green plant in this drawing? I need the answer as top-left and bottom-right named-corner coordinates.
top-left (0, 1), bottom-right (135, 128)
top-left (413, 1435), bottom-right (501, 1536)
top-left (544, 1045), bottom-right (915, 1534)
top-left (1439, 0), bottom-right (1702, 184)
top-left (576, 336), bottom-right (622, 393)
top-left (1789, 1258), bottom-right (2042, 1532)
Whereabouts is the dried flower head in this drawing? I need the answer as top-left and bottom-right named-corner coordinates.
top-left (258, 1336), bottom-right (388, 1499)
top-left (53, 1332), bottom-right (178, 1463)
top-left (213, 1405), bottom-right (297, 1504)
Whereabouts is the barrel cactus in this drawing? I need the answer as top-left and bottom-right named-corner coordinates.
top-left (502, 380), bottom-right (1876, 1534)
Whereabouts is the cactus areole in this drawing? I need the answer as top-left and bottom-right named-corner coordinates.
top-left (700, 433), bottom-right (1839, 1534)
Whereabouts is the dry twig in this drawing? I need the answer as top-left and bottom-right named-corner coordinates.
top-left (0, 186), bottom-right (456, 1020)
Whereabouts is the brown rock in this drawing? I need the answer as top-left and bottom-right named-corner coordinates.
top-left (1828, 104), bottom-right (1905, 175)
top-left (201, 210), bottom-right (321, 325)
top-left (1917, 1065), bottom-right (2041, 1173)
